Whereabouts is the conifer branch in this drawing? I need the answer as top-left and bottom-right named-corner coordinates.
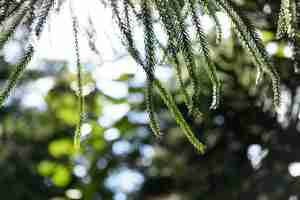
top-left (0, 0), bottom-right (287, 152)
top-left (206, 1), bottom-right (222, 45)
top-left (215, 0), bottom-right (281, 109)
top-left (0, 0), bottom-right (25, 25)
top-left (154, 0), bottom-right (200, 118)
top-left (70, 3), bottom-right (85, 150)
top-left (277, 0), bottom-right (295, 39)
top-left (153, 79), bottom-right (205, 153)
top-left (293, 0), bottom-right (300, 72)
top-left (35, 0), bottom-right (54, 37)
top-left (0, 45), bottom-right (34, 107)
top-left (189, 0), bottom-right (221, 110)
top-left (140, 0), bottom-right (162, 137)
top-left (0, 3), bottom-right (27, 49)
top-left (169, 0), bottom-right (202, 115)
top-left (146, 81), bottom-right (162, 137)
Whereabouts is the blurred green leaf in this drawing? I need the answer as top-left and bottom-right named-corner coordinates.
top-left (37, 160), bottom-right (56, 176)
top-left (48, 138), bottom-right (74, 158)
top-left (261, 31), bottom-right (275, 42)
top-left (51, 165), bottom-right (71, 187)
top-left (47, 93), bottom-right (78, 125)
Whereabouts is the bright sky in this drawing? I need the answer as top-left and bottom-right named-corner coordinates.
top-left (32, 0), bottom-right (231, 70)
top-left (35, 0), bottom-right (123, 62)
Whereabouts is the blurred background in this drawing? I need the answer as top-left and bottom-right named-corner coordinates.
top-left (1, 0), bottom-right (300, 199)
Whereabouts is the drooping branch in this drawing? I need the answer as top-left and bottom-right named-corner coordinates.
top-left (0, 0), bottom-right (288, 151)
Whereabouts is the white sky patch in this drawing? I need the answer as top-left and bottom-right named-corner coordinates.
top-left (70, 81), bottom-right (96, 96)
top-left (200, 15), bottom-right (214, 33)
top-left (65, 189), bottom-right (82, 200)
top-left (112, 140), bottom-right (132, 155)
top-left (277, 87), bottom-right (292, 127)
top-left (265, 42), bottom-right (278, 55)
top-left (114, 192), bottom-right (127, 200)
top-left (140, 145), bottom-right (155, 157)
top-left (263, 4), bottom-right (272, 14)
top-left (33, 2), bottom-right (75, 61)
top-left (98, 103), bottom-right (130, 128)
top-left (80, 123), bottom-right (92, 138)
top-left (73, 164), bottom-right (88, 178)
top-left (105, 168), bottom-right (144, 193)
top-left (128, 93), bottom-right (144, 104)
top-left (104, 128), bottom-right (120, 141)
top-left (31, 0), bottom-right (228, 68)
top-left (216, 12), bottom-right (231, 40)
top-left (92, 57), bottom-right (138, 81)
top-left (289, 195), bottom-right (298, 200)
top-left (247, 144), bottom-right (269, 170)
top-left (97, 158), bottom-right (108, 170)
top-left (34, 0), bottom-right (125, 64)
top-left (289, 162), bottom-right (300, 177)
top-left (128, 111), bottom-right (149, 124)
top-left (2, 41), bottom-right (23, 64)
top-left (129, 67), bottom-right (147, 88)
top-left (96, 80), bottom-right (128, 99)
top-left (284, 44), bottom-right (293, 58)
top-left (154, 23), bottom-right (168, 47)
top-left (155, 65), bottom-right (173, 82)
top-left (20, 77), bottom-right (55, 110)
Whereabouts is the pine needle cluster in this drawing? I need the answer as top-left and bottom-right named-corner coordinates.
top-left (0, 0), bottom-right (296, 152)
top-left (277, 0), bottom-right (300, 72)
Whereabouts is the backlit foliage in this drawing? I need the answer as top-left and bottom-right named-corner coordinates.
top-left (0, 0), bottom-right (298, 152)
